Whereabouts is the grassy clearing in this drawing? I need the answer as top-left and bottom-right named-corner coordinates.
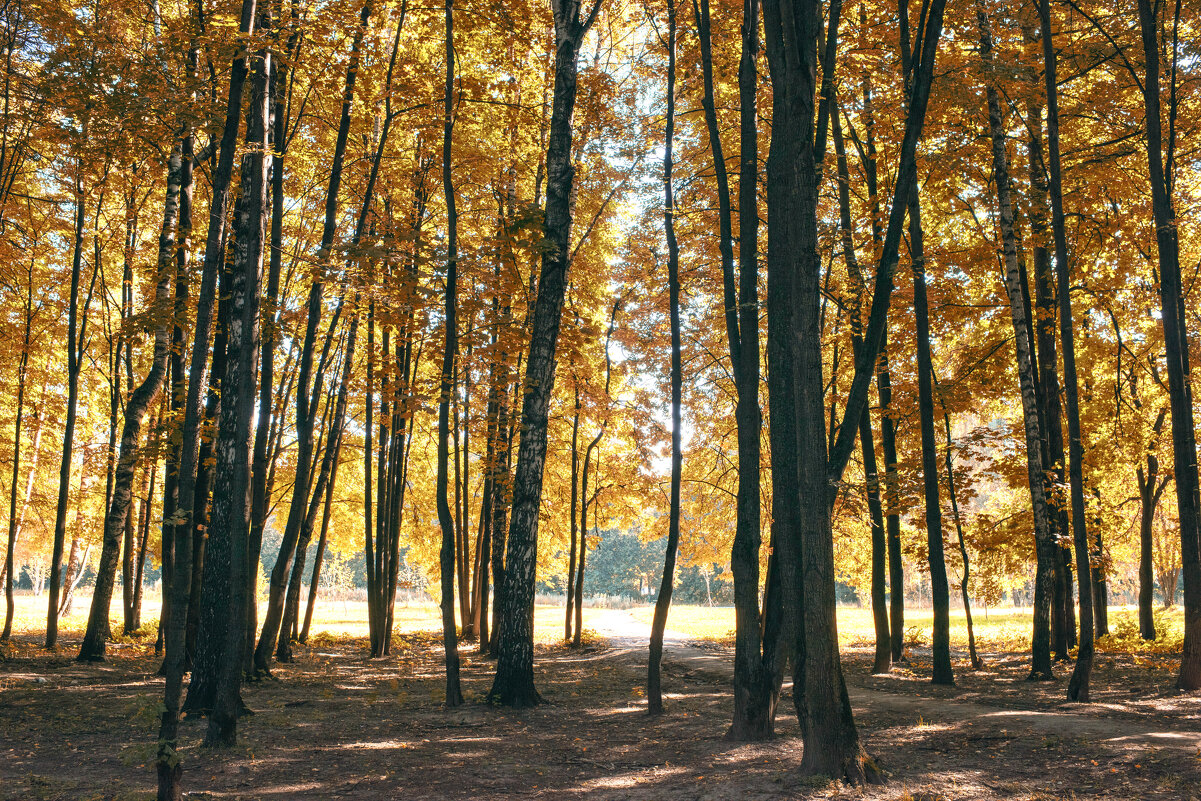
top-left (628, 603), bottom-right (1187, 656)
top-left (2, 593), bottom-right (1185, 661)
top-left (0, 593), bottom-right (575, 650)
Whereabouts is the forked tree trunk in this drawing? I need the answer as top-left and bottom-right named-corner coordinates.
top-left (831, 106), bottom-right (890, 676)
top-left (255, 0), bottom-right (372, 676)
top-left (203, 27), bottom-right (272, 745)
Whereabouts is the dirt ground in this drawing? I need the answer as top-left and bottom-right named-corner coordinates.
top-left (1, 613), bottom-right (1199, 801)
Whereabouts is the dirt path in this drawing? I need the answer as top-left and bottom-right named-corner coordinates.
top-left (587, 608), bottom-right (1201, 753)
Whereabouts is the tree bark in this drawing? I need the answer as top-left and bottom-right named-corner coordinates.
top-left (979, 5), bottom-right (1056, 681)
top-left (158, 0), bottom-right (249, 790)
top-left (1, 260), bottom-right (31, 640)
top-left (1033, 0), bottom-right (1094, 701)
top-left (488, 0), bottom-right (602, 708)
top-left (46, 147), bottom-right (95, 650)
top-left (1135, 0), bottom-right (1201, 691)
top-left (254, 0), bottom-right (372, 675)
top-left (79, 145), bottom-right (180, 661)
top-left (648, 0), bottom-right (681, 715)
top-left (435, 0), bottom-right (465, 707)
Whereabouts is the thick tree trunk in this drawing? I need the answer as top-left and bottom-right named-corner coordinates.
top-left (1135, 0), bottom-right (1201, 691)
top-left (488, 0), bottom-right (601, 708)
top-left (158, 1), bottom-right (249, 791)
top-left (203, 30), bottom-right (271, 745)
top-left (648, 0), bottom-right (681, 715)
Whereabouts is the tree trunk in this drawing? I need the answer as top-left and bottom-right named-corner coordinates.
top-left (1138, 411), bottom-right (1169, 639)
top-left (435, 0), bottom-right (464, 707)
top-left (203, 28), bottom-right (271, 745)
top-left (693, 0), bottom-right (772, 740)
top-left (565, 388), bottom-right (581, 641)
top-left (648, 0), bottom-right (681, 715)
top-left (979, 6), bottom-right (1056, 681)
top-left (939, 402), bottom-right (981, 670)
top-left (46, 149), bottom-right (94, 650)
top-left (910, 189), bottom-right (952, 686)
top-left (158, 1), bottom-right (249, 791)
top-left (860, 60), bottom-right (905, 664)
top-left (1, 268), bottom-right (31, 640)
top-left (832, 105), bottom-right (890, 676)
top-left (488, 0), bottom-right (601, 708)
top-left (79, 145), bottom-right (180, 662)
top-left (1030, 0), bottom-right (1095, 701)
top-left (254, 0), bottom-right (371, 675)
top-left (300, 438), bottom-right (342, 644)
top-left (1135, 0), bottom-right (1200, 691)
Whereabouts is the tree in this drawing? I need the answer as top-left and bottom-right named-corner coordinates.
top-left (488, 0), bottom-right (603, 709)
top-left (647, 0), bottom-right (682, 716)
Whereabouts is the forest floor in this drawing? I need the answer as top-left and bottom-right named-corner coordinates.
top-left (1, 603), bottom-right (1199, 800)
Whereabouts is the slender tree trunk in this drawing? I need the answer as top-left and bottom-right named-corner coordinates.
top-left (80, 146), bottom-right (180, 661)
top-left (1031, 0), bottom-right (1095, 701)
top-left (565, 387), bottom-right (580, 641)
top-left (255, 0), bottom-right (372, 675)
top-left (435, 0), bottom-right (464, 707)
top-left (857, 53), bottom-right (905, 665)
top-left (694, 0), bottom-right (772, 740)
top-left (910, 190), bottom-right (952, 686)
top-left (648, 0), bottom-right (681, 715)
top-left (489, 0), bottom-right (601, 708)
top-left (1138, 411), bottom-right (1169, 639)
top-left (939, 404), bottom-right (981, 670)
top-left (46, 150), bottom-right (93, 650)
top-left (301, 439), bottom-right (342, 643)
top-left (1, 273), bottom-right (30, 640)
top-left (1136, 0), bottom-right (1201, 690)
top-left (979, 7), bottom-right (1056, 681)
top-left (832, 106), bottom-right (890, 675)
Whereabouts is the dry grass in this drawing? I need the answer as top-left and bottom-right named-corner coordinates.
top-left (626, 603), bottom-right (1187, 656)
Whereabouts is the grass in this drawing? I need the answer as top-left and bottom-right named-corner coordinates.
top-left (2, 592), bottom-right (1186, 658)
top-left (627, 602), bottom-right (1187, 655)
top-left (1, 593), bottom-right (575, 648)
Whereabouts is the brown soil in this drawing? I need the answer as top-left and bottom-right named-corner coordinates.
top-left (1, 620), bottom-right (1198, 801)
